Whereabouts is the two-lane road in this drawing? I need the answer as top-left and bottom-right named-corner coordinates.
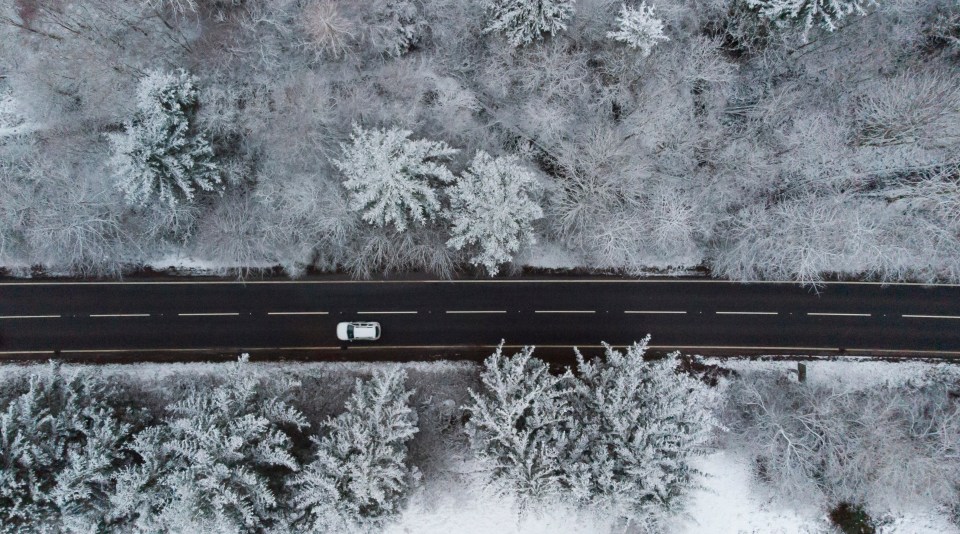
top-left (1, 278), bottom-right (960, 357)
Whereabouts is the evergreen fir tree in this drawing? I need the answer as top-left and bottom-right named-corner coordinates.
top-left (464, 342), bottom-right (574, 504)
top-left (289, 369), bottom-right (419, 533)
top-left (110, 355), bottom-right (307, 534)
top-left (334, 125), bottom-right (457, 232)
top-left (109, 69), bottom-right (221, 208)
top-left (446, 151), bottom-right (543, 276)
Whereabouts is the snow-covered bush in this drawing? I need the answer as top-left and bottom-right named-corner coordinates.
top-left (465, 342), bottom-right (575, 504)
top-left (344, 226), bottom-right (458, 279)
top-left (110, 355), bottom-right (307, 533)
top-left (607, 2), bottom-right (670, 56)
top-left (746, 0), bottom-right (877, 40)
top-left (0, 362), bottom-right (134, 533)
top-left (711, 194), bottom-right (887, 285)
top-left (647, 185), bottom-right (700, 260)
top-left (483, 0), bottom-right (577, 47)
top-left (109, 69), bottom-right (220, 209)
top-left (334, 125), bottom-right (457, 232)
top-left (567, 338), bottom-right (719, 526)
top-left (445, 151), bottom-right (544, 276)
top-left (724, 369), bottom-right (960, 516)
top-left (19, 158), bottom-right (128, 276)
top-left (289, 369), bottom-right (419, 533)
top-left (853, 72), bottom-right (960, 147)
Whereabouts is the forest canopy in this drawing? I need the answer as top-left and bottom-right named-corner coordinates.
top-left (1, 0), bottom-right (958, 282)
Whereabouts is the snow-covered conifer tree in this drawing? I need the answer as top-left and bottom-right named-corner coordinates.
top-left (289, 369), bottom-right (418, 533)
top-left (464, 342), bottom-right (574, 504)
top-left (109, 69), bottom-right (221, 208)
top-left (366, 0), bottom-right (424, 57)
top-left (746, 0), bottom-right (876, 40)
top-left (446, 151), bottom-right (544, 276)
top-left (334, 125), bottom-right (457, 232)
top-left (110, 355), bottom-right (307, 534)
top-left (484, 0), bottom-right (577, 47)
top-left (607, 3), bottom-right (670, 57)
top-left (567, 337), bottom-right (718, 526)
top-left (0, 362), bottom-right (133, 533)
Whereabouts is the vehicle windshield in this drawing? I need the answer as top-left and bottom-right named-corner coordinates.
top-left (347, 324), bottom-right (354, 338)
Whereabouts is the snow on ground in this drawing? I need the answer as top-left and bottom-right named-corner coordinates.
top-left (670, 450), bottom-right (825, 534)
top-left (0, 88), bottom-right (42, 138)
top-left (388, 481), bottom-right (615, 534)
top-left (515, 237), bottom-right (586, 269)
top-left (145, 252), bottom-right (277, 274)
top-left (670, 449), bottom-right (959, 534)
top-left (880, 512), bottom-right (960, 534)
top-left (703, 356), bottom-right (960, 391)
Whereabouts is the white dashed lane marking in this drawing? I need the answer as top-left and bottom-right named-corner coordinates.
top-left (716, 311), bottom-right (778, 315)
top-left (624, 310), bottom-right (687, 314)
top-left (807, 312), bottom-right (872, 317)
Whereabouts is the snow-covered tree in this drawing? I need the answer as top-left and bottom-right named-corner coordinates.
top-left (483, 0), bottom-right (577, 47)
top-left (445, 151), bottom-right (544, 276)
top-left (746, 0), bottom-right (876, 40)
top-left (289, 369), bottom-right (419, 533)
top-left (110, 355), bottom-right (307, 534)
top-left (146, 0), bottom-right (199, 15)
top-left (109, 69), bottom-right (221, 208)
top-left (607, 2), bottom-right (669, 57)
top-left (301, 0), bottom-right (357, 59)
top-left (464, 342), bottom-right (574, 505)
top-left (0, 362), bottom-right (134, 534)
top-left (365, 0), bottom-right (425, 57)
top-left (334, 125), bottom-right (457, 232)
top-left (566, 337), bottom-right (718, 526)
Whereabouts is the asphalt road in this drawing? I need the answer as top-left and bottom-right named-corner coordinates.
top-left (1, 278), bottom-right (960, 359)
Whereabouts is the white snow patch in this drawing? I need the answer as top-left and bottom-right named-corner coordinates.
top-left (673, 450), bottom-right (960, 534)
top-left (389, 459), bottom-right (615, 534)
top-left (146, 253), bottom-right (250, 272)
top-left (518, 238), bottom-right (585, 269)
top-left (880, 511), bottom-right (960, 534)
top-left (670, 450), bottom-right (824, 534)
top-left (388, 491), bottom-right (613, 534)
top-left (0, 89), bottom-right (42, 138)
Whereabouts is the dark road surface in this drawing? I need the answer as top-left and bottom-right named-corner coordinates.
top-left (1, 278), bottom-right (959, 359)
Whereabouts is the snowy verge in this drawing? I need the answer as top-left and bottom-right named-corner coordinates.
top-left (671, 449), bottom-right (959, 534)
top-left (703, 356), bottom-right (960, 391)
